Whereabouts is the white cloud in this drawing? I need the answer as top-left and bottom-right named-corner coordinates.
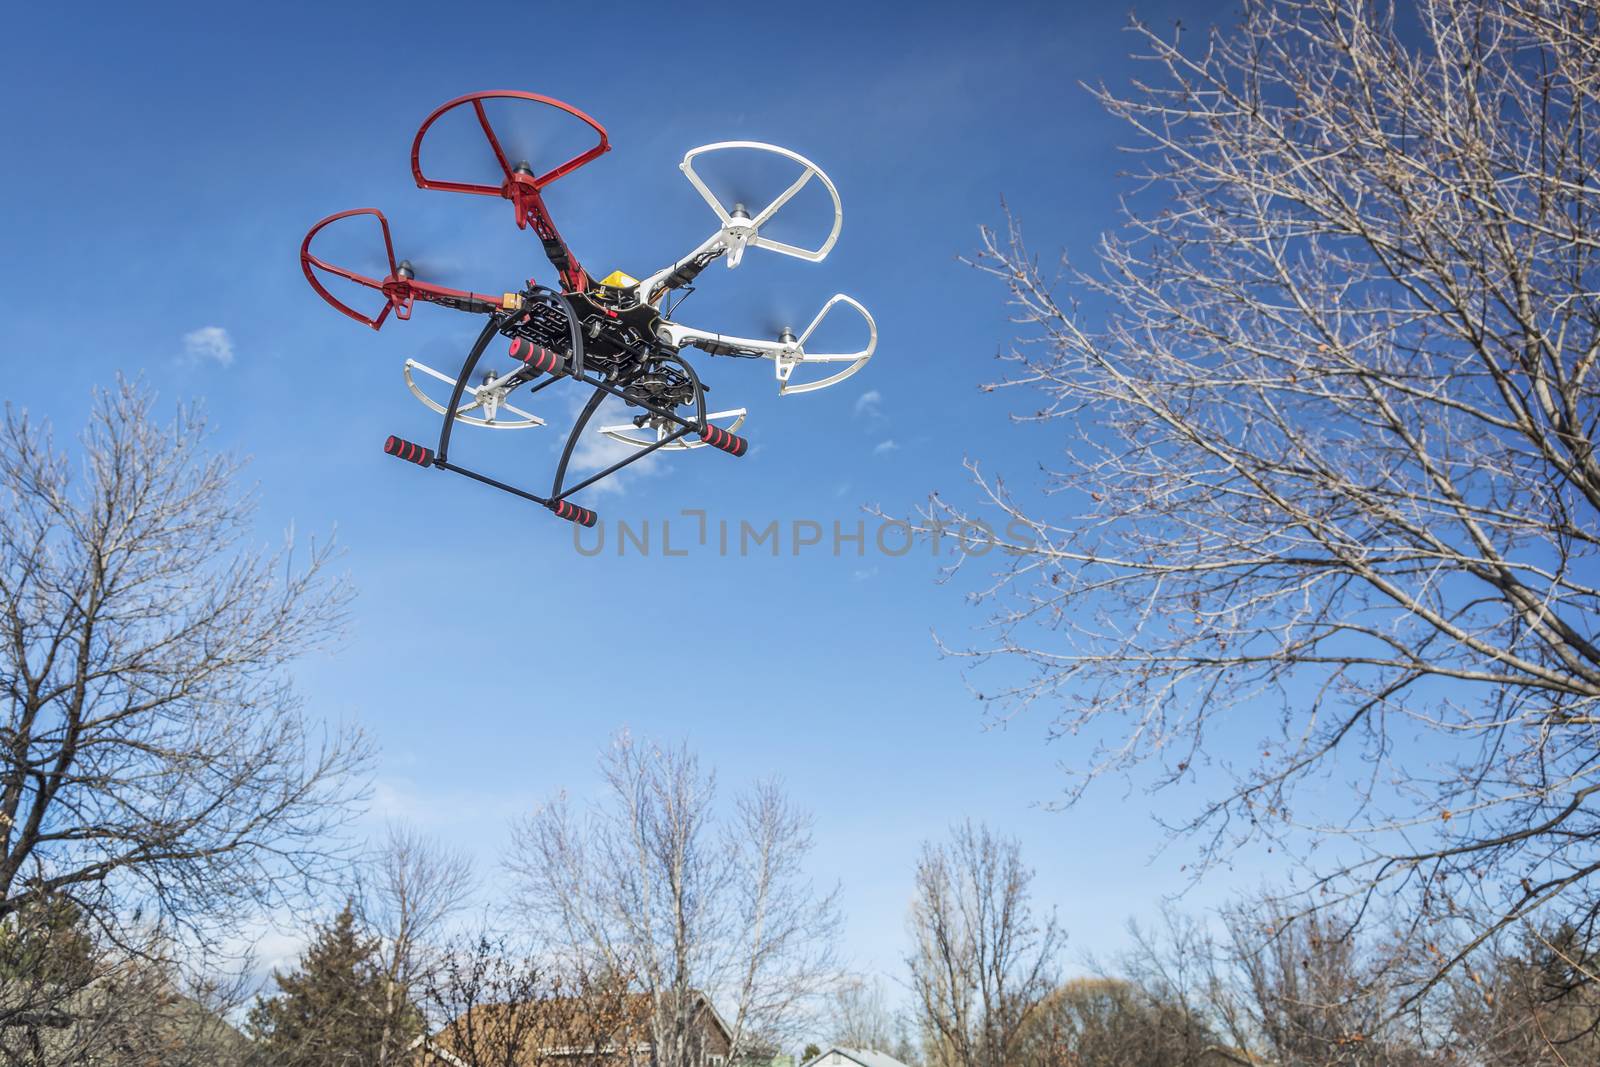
top-left (873, 438), bottom-right (899, 455)
top-left (853, 389), bottom-right (882, 419)
top-left (182, 325), bottom-right (235, 367)
top-left (556, 392), bottom-right (665, 498)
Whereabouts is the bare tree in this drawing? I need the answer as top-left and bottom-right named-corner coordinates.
top-left (416, 933), bottom-right (552, 1067)
top-left (906, 821), bottom-right (1063, 1067)
top-left (1224, 906), bottom-right (1427, 1067)
top-left (1117, 899), bottom-right (1442, 1067)
top-left (916, 0), bottom-right (1600, 1001)
top-left (1012, 976), bottom-right (1215, 1067)
top-left (1447, 920), bottom-right (1600, 1066)
top-left (360, 822), bottom-right (476, 1066)
top-left (825, 976), bottom-right (905, 1053)
top-left (0, 380), bottom-right (369, 1032)
top-left (509, 732), bottom-right (842, 1067)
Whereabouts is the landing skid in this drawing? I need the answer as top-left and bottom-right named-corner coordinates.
top-left (382, 294), bottom-right (748, 526)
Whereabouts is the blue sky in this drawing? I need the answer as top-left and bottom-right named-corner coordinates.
top-left (0, 0), bottom-right (1273, 992)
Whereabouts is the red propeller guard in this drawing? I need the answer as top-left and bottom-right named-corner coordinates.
top-left (410, 91), bottom-right (609, 292)
top-left (410, 90), bottom-right (610, 200)
top-left (300, 208), bottom-right (501, 330)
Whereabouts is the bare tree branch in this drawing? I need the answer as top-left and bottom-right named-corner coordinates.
top-left (0, 378), bottom-right (370, 1005)
top-left (509, 732), bottom-right (842, 1067)
top-left (907, 821), bottom-right (1064, 1067)
top-left (910, 0), bottom-right (1600, 1002)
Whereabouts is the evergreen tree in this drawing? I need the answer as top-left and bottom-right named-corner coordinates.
top-left (0, 891), bottom-right (100, 1053)
top-left (249, 902), bottom-right (420, 1066)
top-left (0, 891), bottom-right (96, 988)
top-left (1452, 924), bottom-right (1600, 1066)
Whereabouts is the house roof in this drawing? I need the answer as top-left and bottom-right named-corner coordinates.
top-left (801, 1047), bottom-right (914, 1067)
top-left (413, 990), bottom-right (733, 1067)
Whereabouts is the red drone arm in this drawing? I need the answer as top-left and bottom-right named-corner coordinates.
top-left (409, 91), bottom-right (610, 293)
top-left (300, 208), bottom-right (503, 330)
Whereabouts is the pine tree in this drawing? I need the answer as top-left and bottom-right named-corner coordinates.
top-left (0, 891), bottom-right (96, 988)
top-left (249, 902), bottom-right (420, 1066)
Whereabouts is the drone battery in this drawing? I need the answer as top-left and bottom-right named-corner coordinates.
top-left (697, 423), bottom-right (749, 458)
top-left (547, 499), bottom-right (598, 527)
top-left (382, 435), bottom-right (435, 467)
top-left (507, 338), bottom-right (566, 376)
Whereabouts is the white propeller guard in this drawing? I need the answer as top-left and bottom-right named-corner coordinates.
top-left (636, 142), bottom-right (843, 299)
top-left (682, 141), bottom-right (843, 265)
top-left (403, 358), bottom-right (546, 429)
top-left (658, 294), bottom-right (876, 396)
top-left (596, 408), bottom-right (748, 451)
top-left (777, 294), bottom-right (877, 395)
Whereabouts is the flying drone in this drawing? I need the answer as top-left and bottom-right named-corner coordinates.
top-left (300, 90), bottom-right (876, 527)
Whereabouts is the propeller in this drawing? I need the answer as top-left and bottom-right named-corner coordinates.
top-left (484, 95), bottom-right (543, 160)
top-left (397, 255), bottom-right (464, 282)
top-left (478, 364), bottom-right (518, 387)
top-left (380, 251), bottom-right (483, 294)
top-left (759, 308), bottom-right (801, 343)
top-left (712, 185), bottom-right (761, 216)
top-left (487, 100), bottom-right (596, 183)
top-left (300, 188), bottom-right (488, 290)
top-left (702, 156), bottom-right (786, 219)
top-left (702, 155), bottom-right (819, 234)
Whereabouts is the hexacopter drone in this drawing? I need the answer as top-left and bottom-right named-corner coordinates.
top-left (300, 90), bottom-right (876, 527)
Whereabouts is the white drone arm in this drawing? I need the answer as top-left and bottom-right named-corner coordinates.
top-left (635, 141), bottom-right (844, 303)
top-left (659, 294), bottom-right (877, 396)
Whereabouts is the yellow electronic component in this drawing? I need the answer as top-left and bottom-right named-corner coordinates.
top-left (599, 269), bottom-right (638, 289)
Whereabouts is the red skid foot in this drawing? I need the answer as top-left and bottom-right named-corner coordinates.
top-left (697, 423), bottom-right (748, 457)
top-left (383, 435), bottom-right (434, 466)
top-left (508, 338), bottom-right (567, 375)
top-left (547, 499), bottom-right (597, 527)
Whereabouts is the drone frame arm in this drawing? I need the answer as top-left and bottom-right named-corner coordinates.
top-left (638, 232), bottom-right (728, 305)
top-left (658, 294), bottom-right (877, 395)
